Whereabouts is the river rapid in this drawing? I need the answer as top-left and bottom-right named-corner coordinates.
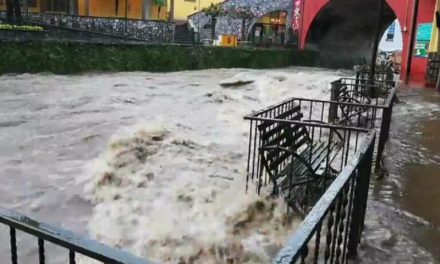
top-left (0, 68), bottom-right (345, 263)
top-left (1, 69), bottom-right (439, 264)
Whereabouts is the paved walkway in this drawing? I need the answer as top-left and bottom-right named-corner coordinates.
top-left (359, 88), bottom-right (440, 263)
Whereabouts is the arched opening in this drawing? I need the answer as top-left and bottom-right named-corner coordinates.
top-left (250, 10), bottom-right (288, 46)
top-left (379, 19), bottom-right (403, 52)
top-left (378, 19), bottom-right (403, 73)
top-left (305, 0), bottom-right (397, 68)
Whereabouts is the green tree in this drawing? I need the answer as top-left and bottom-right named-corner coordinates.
top-left (202, 3), bottom-right (223, 41)
top-left (152, 0), bottom-right (166, 19)
top-left (223, 6), bottom-right (255, 41)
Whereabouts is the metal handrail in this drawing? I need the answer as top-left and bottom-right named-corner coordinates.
top-left (245, 97), bottom-right (390, 119)
top-left (244, 116), bottom-right (370, 133)
top-left (274, 131), bottom-right (376, 263)
top-left (331, 77), bottom-right (395, 88)
top-left (0, 208), bottom-right (153, 264)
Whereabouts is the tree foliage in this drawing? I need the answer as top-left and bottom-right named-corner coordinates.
top-left (152, 0), bottom-right (166, 6)
top-left (202, 3), bottom-right (224, 17)
top-left (223, 6), bottom-right (256, 19)
top-left (152, 0), bottom-right (166, 18)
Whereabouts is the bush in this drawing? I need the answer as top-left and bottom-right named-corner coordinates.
top-left (0, 42), bottom-right (319, 74)
top-left (0, 24), bottom-right (44, 31)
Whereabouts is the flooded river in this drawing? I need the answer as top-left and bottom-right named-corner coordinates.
top-left (0, 69), bottom-right (439, 263)
top-left (0, 68), bottom-right (343, 263)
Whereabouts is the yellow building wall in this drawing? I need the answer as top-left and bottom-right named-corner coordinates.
top-left (78, 0), bottom-right (142, 19)
top-left (78, 0), bottom-right (85, 15)
top-left (0, 0), bottom-right (220, 21)
top-left (168, 0), bottom-right (223, 21)
top-left (150, 2), bottom-right (168, 20)
top-left (28, 0), bottom-right (41, 13)
top-left (429, 0), bottom-right (440, 52)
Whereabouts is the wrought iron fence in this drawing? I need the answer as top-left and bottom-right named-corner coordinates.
top-left (244, 98), bottom-right (372, 212)
top-left (426, 52), bottom-right (440, 82)
top-left (330, 78), bottom-right (396, 170)
top-left (331, 77), bottom-right (395, 104)
top-left (355, 69), bottom-right (396, 88)
top-left (274, 131), bottom-right (376, 264)
top-left (0, 209), bottom-right (152, 264)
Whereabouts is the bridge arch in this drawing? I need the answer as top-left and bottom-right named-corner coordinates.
top-left (302, 0), bottom-right (401, 68)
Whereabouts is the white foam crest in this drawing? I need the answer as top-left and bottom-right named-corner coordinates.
top-left (82, 123), bottom-right (300, 263)
top-left (81, 68), bottom-right (349, 263)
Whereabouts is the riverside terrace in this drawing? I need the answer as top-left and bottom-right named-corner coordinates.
top-left (0, 75), bottom-right (395, 263)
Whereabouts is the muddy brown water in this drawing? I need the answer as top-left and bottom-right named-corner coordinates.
top-left (359, 88), bottom-right (440, 263)
top-left (0, 71), bottom-right (439, 263)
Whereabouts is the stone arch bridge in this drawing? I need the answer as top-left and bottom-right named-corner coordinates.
top-left (300, 0), bottom-right (436, 81)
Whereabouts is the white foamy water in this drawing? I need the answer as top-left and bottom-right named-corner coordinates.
top-left (0, 68), bottom-right (348, 263)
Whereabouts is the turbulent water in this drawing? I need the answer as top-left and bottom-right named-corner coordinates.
top-left (0, 68), bottom-right (350, 263)
top-left (2, 69), bottom-right (440, 264)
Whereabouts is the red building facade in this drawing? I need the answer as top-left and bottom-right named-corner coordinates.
top-left (296, 0), bottom-right (436, 84)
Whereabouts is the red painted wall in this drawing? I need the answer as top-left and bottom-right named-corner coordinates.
top-left (406, 0), bottom-right (436, 83)
top-left (387, 0), bottom-right (412, 83)
top-left (299, 0), bottom-right (328, 48)
top-left (299, 0), bottom-right (436, 84)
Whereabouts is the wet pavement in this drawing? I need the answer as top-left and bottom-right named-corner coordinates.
top-left (359, 87), bottom-right (440, 263)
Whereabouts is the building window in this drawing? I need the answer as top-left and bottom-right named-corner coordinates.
top-left (22, 0), bottom-right (38, 8)
top-left (0, 0), bottom-right (37, 8)
top-left (251, 11), bottom-right (287, 46)
top-left (45, 0), bottom-right (69, 12)
top-left (386, 22), bottom-right (395, 42)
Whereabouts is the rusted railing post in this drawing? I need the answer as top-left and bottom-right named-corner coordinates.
top-left (329, 80), bottom-right (341, 123)
top-left (375, 94), bottom-right (395, 171)
top-left (347, 134), bottom-right (375, 259)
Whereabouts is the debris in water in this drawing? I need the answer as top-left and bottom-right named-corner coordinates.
top-left (220, 80), bottom-right (254, 88)
top-left (274, 76), bottom-right (287, 82)
top-left (83, 134), bottom-right (100, 142)
top-left (204, 92), bottom-right (233, 103)
top-left (209, 175), bottom-right (234, 181)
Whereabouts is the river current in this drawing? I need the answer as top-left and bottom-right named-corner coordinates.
top-left (0, 69), bottom-right (439, 263)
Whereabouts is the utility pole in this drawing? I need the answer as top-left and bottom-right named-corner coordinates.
top-left (125, 0), bottom-right (128, 38)
top-left (169, 0), bottom-right (174, 21)
top-left (405, 0), bottom-right (421, 84)
top-left (370, 0), bottom-right (385, 80)
top-left (437, 11), bottom-right (440, 92)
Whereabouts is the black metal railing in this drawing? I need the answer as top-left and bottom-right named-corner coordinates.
top-left (244, 95), bottom-right (385, 182)
top-left (330, 78), bottom-right (396, 170)
top-left (0, 209), bottom-right (153, 264)
top-left (274, 131), bottom-right (376, 263)
top-left (355, 68), bottom-right (396, 88)
top-left (426, 52), bottom-right (440, 82)
top-left (331, 77), bottom-right (395, 105)
top-left (244, 97), bottom-right (373, 211)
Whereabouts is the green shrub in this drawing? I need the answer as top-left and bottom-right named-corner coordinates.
top-left (0, 24), bottom-right (44, 31)
top-left (0, 42), bottom-right (319, 74)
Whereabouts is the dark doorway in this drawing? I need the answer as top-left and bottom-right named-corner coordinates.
top-left (43, 0), bottom-right (69, 12)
